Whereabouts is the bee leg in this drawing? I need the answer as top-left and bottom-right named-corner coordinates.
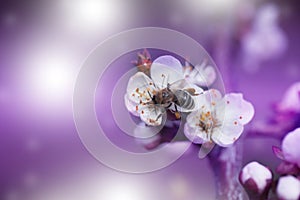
top-left (147, 90), bottom-right (154, 101)
top-left (185, 88), bottom-right (196, 95)
top-left (174, 105), bottom-right (181, 119)
top-left (185, 88), bottom-right (203, 96)
top-left (155, 112), bottom-right (164, 121)
top-left (166, 103), bottom-right (172, 109)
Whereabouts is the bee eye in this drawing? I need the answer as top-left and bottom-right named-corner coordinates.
top-left (162, 92), bottom-right (168, 98)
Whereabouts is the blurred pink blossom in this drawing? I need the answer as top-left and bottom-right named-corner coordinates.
top-left (277, 82), bottom-right (300, 113)
top-left (282, 128), bottom-right (300, 168)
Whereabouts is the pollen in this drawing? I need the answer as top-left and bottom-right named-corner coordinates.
top-left (175, 112), bottom-right (181, 119)
top-left (211, 102), bottom-right (216, 106)
top-left (239, 116), bottom-right (243, 119)
top-left (149, 118), bottom-right (156, 123)
top-left (136, 105), bottom-right (139, 111)
top-left (234, 121), bottom-right (238, 125)
top-left (141, 110), bottom-right (144, 114)
top-left (227, 100), bottom-right (230, 104)
top-left (200, 113), bottom-right (206, 121)
top-left (205, 111), bottom-right (211, 117)
top-left (132, 93), bottom-right (135, 97)
top-left (136, 88), bottom-right (139, 93)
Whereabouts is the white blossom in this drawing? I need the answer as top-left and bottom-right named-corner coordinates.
top-left (184, 89), bottom-right (254, 147)
top-left (277, 175), bottom-right (300, 200)
top-left (125, 55), bottom-right (202, 126)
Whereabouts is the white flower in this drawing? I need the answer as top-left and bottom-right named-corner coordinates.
top-left (240, 161), bottom-right (272, 194)
top-left (125, 55), bottom-right (202, 126)
top-left (277, 82), bottom-right (300, 113)
top-left (183, 60), bottom-right (216, 87)
top-left (282, 128), bottom-right (300, 168)
top-left (277, 175), bottom-right (300, 200)
top-left (184, 89), bottom-right (254, 147)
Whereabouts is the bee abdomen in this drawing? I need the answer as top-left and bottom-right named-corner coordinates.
top-left (174, 90), bottom-right (195, 110)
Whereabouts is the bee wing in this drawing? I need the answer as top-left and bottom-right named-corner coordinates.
top-left (168, 79), bottom-right (191, 91)
top-left (127, 72), bottom-right (157, 104)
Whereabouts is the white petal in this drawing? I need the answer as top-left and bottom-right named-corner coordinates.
top-left (193, 64), bottom-right (216, 87)
top-left (185, 110), bottom-right (211, 144)
top-left (139, 106), bottom-right (166, 126)
top-left (184, 123), bottom-right (210, 144)
top-left (183, 65), bottom-right (193, 78)
top-left (205, 89), bottom-right (223, 102)
top-left (277, 175), bottom-right (300, 200)
top-left (282, 128), bottom-right (300, 168)
top-left (194, 89), bottom-right (222, 114)
top-left (152, 55), bottom-right (183, 72)
top-left (217, 93), bottom-right (255, 125)
top-left (200, 65), bottom-right (216, 86)
top-left (198, 142), bottom-right (215, 159)
top-left (127, 72), bottom-right (156, 104)
top-left (185, 110), bottom-right (201, 128)
top-left (241, 161), bottom-right (272, 194)
top-left (151, 56), bottom-right (183, 88)
top-left (124, 94), bottom-right (139, 116)
top-left (211, 120), bottom-right (244, 147)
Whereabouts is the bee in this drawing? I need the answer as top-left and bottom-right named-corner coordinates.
top-left (148, 79), bottom-right (200, 119)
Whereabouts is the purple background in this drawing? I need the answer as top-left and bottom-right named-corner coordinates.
top-left (0, 0), bottom-right (299, 199)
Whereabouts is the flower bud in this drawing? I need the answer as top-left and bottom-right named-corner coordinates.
top-left (239, 162), bottom-right (272, 195)
top-left (282, 128), bottom-right (300, 168)
top-left (277, 175), bottom-right (300, 200)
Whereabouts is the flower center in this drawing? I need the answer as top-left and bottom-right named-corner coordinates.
top-left (196, 111), bottom-right (218, 135)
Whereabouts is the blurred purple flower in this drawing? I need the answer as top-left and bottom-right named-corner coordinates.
top-left (276, 82), bottom-right (300, 113)
top-left (250, 82), bottom-right (300, 139)
top-left (241, 4), bottom-right (287, 72)
top-left (272, 128), bottom-right (300, 175)
top-left (239, 161), bottom-right (272, 195)
top-left (276, 175), bottom-right (300, 200)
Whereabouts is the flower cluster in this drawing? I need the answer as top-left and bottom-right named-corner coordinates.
top-left (125, 51), bottom-right (255, 150)
top-left (240, 128), bottom-right (300, 200)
